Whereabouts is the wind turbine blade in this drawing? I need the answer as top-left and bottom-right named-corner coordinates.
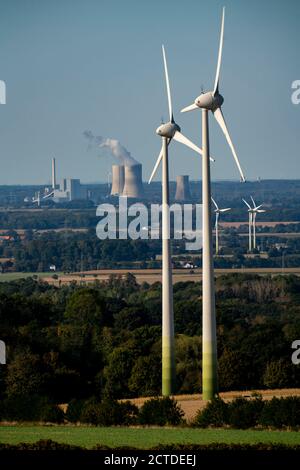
top-left (148, 144), bottom-right (164, 184)
top-left (162, 45), bottom-right (173, 122)
top-left (254, 204), bottom-right (263, 210)
top-left (211, 197), bottom-right (219, 210)
top-left (213, 7), bottom-right (225, 96)
top-left (213, 107), bottom-right (246, 182)
top-left (250, 195), bottom-right (256, 208)
top-left (242, 198), bottom-right (251, 210)
top-left (220, 208), bottom-right (231, 212)
top-left (181, 103), bottom-right (198, 113)
top-left (257, 209), bottom-right (266, 213)
top-left (173, 131), bottom-right (215, 162)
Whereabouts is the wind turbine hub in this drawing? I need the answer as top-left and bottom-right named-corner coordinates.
top-left (156, 121), bottom-right (180, 138)
top-left (195, 91), bottom-right (224, 111)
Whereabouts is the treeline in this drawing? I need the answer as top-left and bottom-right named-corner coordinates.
top-left (0, 232), bottom-right (161, 271)
top-left (0, 274), bottom-right (300, 417)
top-left (2, 230), bottom-right (300, 273)
top-left (0, 209), bottom-right (97, 230)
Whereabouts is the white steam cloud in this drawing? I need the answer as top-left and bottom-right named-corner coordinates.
top-left (83, 130), bottom-right (138, 166)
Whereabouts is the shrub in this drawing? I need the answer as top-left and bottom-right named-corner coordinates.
top-left (193, 397), bottom-right (228, 427)
top-left (1, 395), bottom-right (64, 423)
top-left (227, 397), bottom-right (264, 429)
top-left (138, 397), bottom-right (184, 426)
top-left (80, 398), bottom-right (138, 425)
top-left (38, 402), bottom-right (65, 423)
top-left (65, 399), bottom-right (85, 423)
top-left (80, 397), bottom-right (102, 425)
top-left (259, 396), bottom-right (300, 429)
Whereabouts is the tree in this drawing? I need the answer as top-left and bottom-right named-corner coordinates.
top-left (103, 347), bottom-right (135, 398)
top-left (128, 355), bottom-right (161, 396)
top-left (218, 349), bottom-right (248, 391)
top-left (263, 359), bottom-right (292, 388)
top-left (5, 352), bottom-right (44, 398)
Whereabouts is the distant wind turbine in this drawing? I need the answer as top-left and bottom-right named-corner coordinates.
top-left (243, 197), bottom-right (265, 251)
top-left (211, 197), bottom-right (231, 255)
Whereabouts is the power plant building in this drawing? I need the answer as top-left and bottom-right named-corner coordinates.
top-left (53, 178), bottom-right (85, 202)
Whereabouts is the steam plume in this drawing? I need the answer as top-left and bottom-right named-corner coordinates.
top-left (83, 130), bottom-right (138, 166)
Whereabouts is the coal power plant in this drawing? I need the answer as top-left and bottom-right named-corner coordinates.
top-left (175, 175), bottom-right (192, 201)
top-left (110, 164), bottom-right (125, 195)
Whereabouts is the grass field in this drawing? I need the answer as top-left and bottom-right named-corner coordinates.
top-left (0, 426), bottom-right (299, 449)
top-left (0, 272), bottom-right (62, 282)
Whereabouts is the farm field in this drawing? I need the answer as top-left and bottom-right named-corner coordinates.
top-left (0, 426), bottom-right (299, 449)
top-left (129, 389), bottom-right (300, 421)
top-left (2, 267), bottom-right (300, 285)
top-left (0, 272), bottom-right (62, 282)
top-left (41, 267), bottom-right (300, 286)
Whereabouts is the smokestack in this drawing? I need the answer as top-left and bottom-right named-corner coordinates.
top-left (175, 175), bottom-right (192, 201)
top-left (111, 165), bottom-right (125, 195)
top-left (122, 164), bottom-right (144, 198)
top-left (52, 157), bottom-right (56, 189)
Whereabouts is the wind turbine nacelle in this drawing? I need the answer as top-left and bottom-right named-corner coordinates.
top-left (195, 92), bottom-right (224, 111)
top-left (156, 122), bottom-right (180, 138)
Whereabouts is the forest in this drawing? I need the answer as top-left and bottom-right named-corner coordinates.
top-left (0, 272), bottom-right (299, 421)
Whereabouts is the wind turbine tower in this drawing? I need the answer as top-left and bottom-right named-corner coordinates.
top-left (211, 197), bottom-right (231, 255)
top-left (244, 196), bottom-right (266, 251)
top-left (181, 7), bottom-right (246, 400)
top-left (243, 199), bottom-right (254, 252)
top-left (149, 46), bottom-right (207, 396)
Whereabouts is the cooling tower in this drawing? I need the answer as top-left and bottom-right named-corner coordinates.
top-left (111, 165), bottom-right (125, 195)
top-left (175, 175), bottom-right (192, 201)
top-left (122, 164), bottom-right (144, 198)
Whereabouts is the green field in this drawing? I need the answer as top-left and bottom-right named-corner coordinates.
top-left (0, 426), bottom-right (299, 449)
top-left (0, 272), bottom-right (62, 282)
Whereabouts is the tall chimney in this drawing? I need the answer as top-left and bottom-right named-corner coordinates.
top-left (175, 175), bottom-right (192, 201)
top-left (111, 165), bottom-right (125, 195)
top-left (52, 157), bottom-right (56, 190)
top-left (122, 164), bottom-right (144, 198)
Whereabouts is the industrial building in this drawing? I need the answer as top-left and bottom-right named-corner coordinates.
top-left (53, 178), bottom-right (85, 202)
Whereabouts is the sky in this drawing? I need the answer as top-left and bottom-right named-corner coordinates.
top-left (0, 0), bottom-right (299, 184)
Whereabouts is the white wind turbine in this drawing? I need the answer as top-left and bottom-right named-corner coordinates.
top-left (242, 198), bottom-right (254, 252)
top-left (149, 45), bottom-right (210, 397)
top-left (211, 197), bottom-right (231, 255)
top-left (181, 7), bottom-right (246, 400)
top-left (244, 196), bottom-right (266, 251)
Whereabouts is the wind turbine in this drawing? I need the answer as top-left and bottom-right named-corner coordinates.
top-left (149, 45), bottom-right (209, 397)
top-left (242, 198), bottom-right (254, 252)
top-left (250, 196), bottom-right (266, 250)
top-left (181, 7), bottom-right (246, 400)
top-left (243, 197), bottom-right (265, 251)
top-left (211, 197), bottom-right (231, 255)
top-left (32, 191), bottom-right (41, 207)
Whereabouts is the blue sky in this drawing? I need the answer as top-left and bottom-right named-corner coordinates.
top-left (0, 0), bottom-right (299, 184)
